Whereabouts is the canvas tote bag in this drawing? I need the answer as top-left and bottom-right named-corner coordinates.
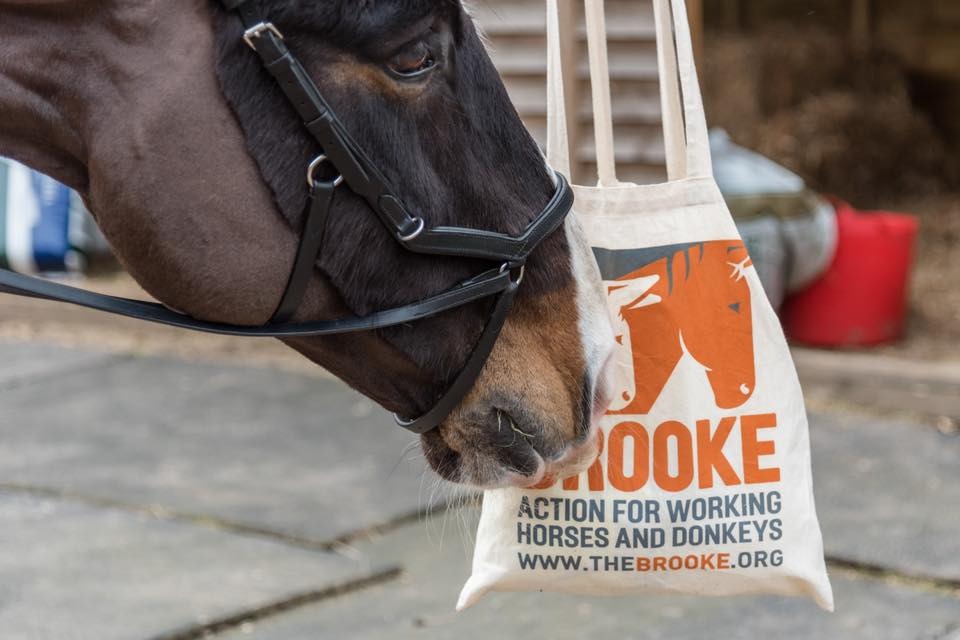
top-left (458, 0), bottom-right (833, 611)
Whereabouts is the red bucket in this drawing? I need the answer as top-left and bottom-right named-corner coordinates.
top-left (782, 200), bottom-right (919, 347)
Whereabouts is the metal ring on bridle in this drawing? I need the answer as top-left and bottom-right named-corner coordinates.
top-left (393, 413), bottom-right (416, 427)
top-left (307, 155), bottom-right (344, 189)
top-left (500, 262), bottom-right (526, 285)
top-left (397, 217), bottom-right (425, 242)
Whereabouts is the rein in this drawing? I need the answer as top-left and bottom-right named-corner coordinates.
top-left (0, 0), bottom-right (573, 434)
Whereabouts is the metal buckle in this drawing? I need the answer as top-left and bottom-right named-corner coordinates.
top-left (397, 217), bottom-right (425, 243)
top-left (243, 22), bottom-right (284, 50)
top-left (307, 155), bottom-right (344, 189)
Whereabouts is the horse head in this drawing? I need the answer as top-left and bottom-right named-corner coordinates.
top-left (602, 241), bottom-right (756, 415)
top-left (676, 241), bottom-right (755, 409)
top-left (0, 0), bottom-right (616, 487)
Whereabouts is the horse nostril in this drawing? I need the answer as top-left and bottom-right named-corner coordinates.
top-left (492, 408), bottom-right (535, 442)
top-left (484, 408), bottom-right (544, 476)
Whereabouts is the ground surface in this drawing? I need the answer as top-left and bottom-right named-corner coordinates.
top-left (0, 298), bottom-right (958, 639)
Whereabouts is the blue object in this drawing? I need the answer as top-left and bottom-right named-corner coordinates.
top-left (29, 170), bottom-right (72, 271)
top-left (0, 157), bottom-right (78, 274)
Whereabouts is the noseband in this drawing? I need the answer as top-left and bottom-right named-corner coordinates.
top-left (0, 0), bottom-right (573, 434)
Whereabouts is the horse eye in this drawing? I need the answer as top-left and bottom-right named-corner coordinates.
top-left (387, 41), bottom-right (436, 78)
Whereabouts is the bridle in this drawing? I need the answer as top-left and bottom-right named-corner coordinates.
top-left (0, 0), bottom-right (573, 435)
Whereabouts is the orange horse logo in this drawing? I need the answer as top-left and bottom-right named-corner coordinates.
top-left (594, 240), bottom-right (756, 414)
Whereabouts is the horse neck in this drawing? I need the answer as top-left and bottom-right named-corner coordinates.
top-left (0, 2), bottom-right (195, 191)
top-left (0, 1), bottom-right (302, 325)
top-left (0, 5), bottom-right (89, 187)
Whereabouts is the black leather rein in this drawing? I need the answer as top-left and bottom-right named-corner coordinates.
top-left (0, 0), bottom-right (574, 435)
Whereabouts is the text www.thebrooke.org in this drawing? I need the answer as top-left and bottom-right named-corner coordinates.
top-left (517, 550), bottom-right (783, 572)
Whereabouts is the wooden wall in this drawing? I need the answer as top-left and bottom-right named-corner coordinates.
top-left (472, 0), bottom-right (668, 185)
top-left (702, 0), bottom-right (960, 81)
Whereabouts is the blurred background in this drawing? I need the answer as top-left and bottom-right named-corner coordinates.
top-left (0, 2), bottom-right (957, 639)
top-left (476, 0), bottom-right (958, 363)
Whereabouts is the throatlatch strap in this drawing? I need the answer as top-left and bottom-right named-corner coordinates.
top-left (271, 181), bottom-right (335, 323)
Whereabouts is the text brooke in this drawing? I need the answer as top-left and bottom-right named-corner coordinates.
top-left (534, 413), bottom-right (781, 493)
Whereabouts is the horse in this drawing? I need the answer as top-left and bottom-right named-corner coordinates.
top-left (597, 240), bottom-right (756, 414)
top-left (0, 1), bottom-right (616, 488)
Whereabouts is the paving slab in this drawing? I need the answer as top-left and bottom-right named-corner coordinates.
top-left (810, 412), bottom-right (960, 582)
top-left (794, 348), bottom-right (960, 422)
top-left (1, 341), bottom-right (957, 585)
top-left (0, 346), bottom-right (438, 543)
top-left (217, 514), bottom-right (960, 640)
top-left (0, 340), bottom-right (120, 388)
top-left (0, 492), bottom-right (369, 640)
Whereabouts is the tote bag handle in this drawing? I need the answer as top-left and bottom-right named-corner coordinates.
top-left (545, 0), bottom-right (625, 185)
top-left (583, 0), bottom-right (619, 186)
top-left (569, 0), bottom-right (713, 184)
top-left (652, 0), bottom-right (687, 181)
top-left (546, 0), bottom-right (616, 185)
top-left (545, 0), bottom-right (573, 179)
top-left (659, 0), bottom-right (713, 179)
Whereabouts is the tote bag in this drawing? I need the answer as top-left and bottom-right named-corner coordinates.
top-left (459, 0), bottom-right (833, 611)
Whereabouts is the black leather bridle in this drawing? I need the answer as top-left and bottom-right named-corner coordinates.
top-left (0, 0), bottom-right (573, 434)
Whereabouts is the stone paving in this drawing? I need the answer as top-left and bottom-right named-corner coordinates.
top-left (0, 338), bottom-right (957, 639)
top-left (0, 494), bottom-right (370, 640)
